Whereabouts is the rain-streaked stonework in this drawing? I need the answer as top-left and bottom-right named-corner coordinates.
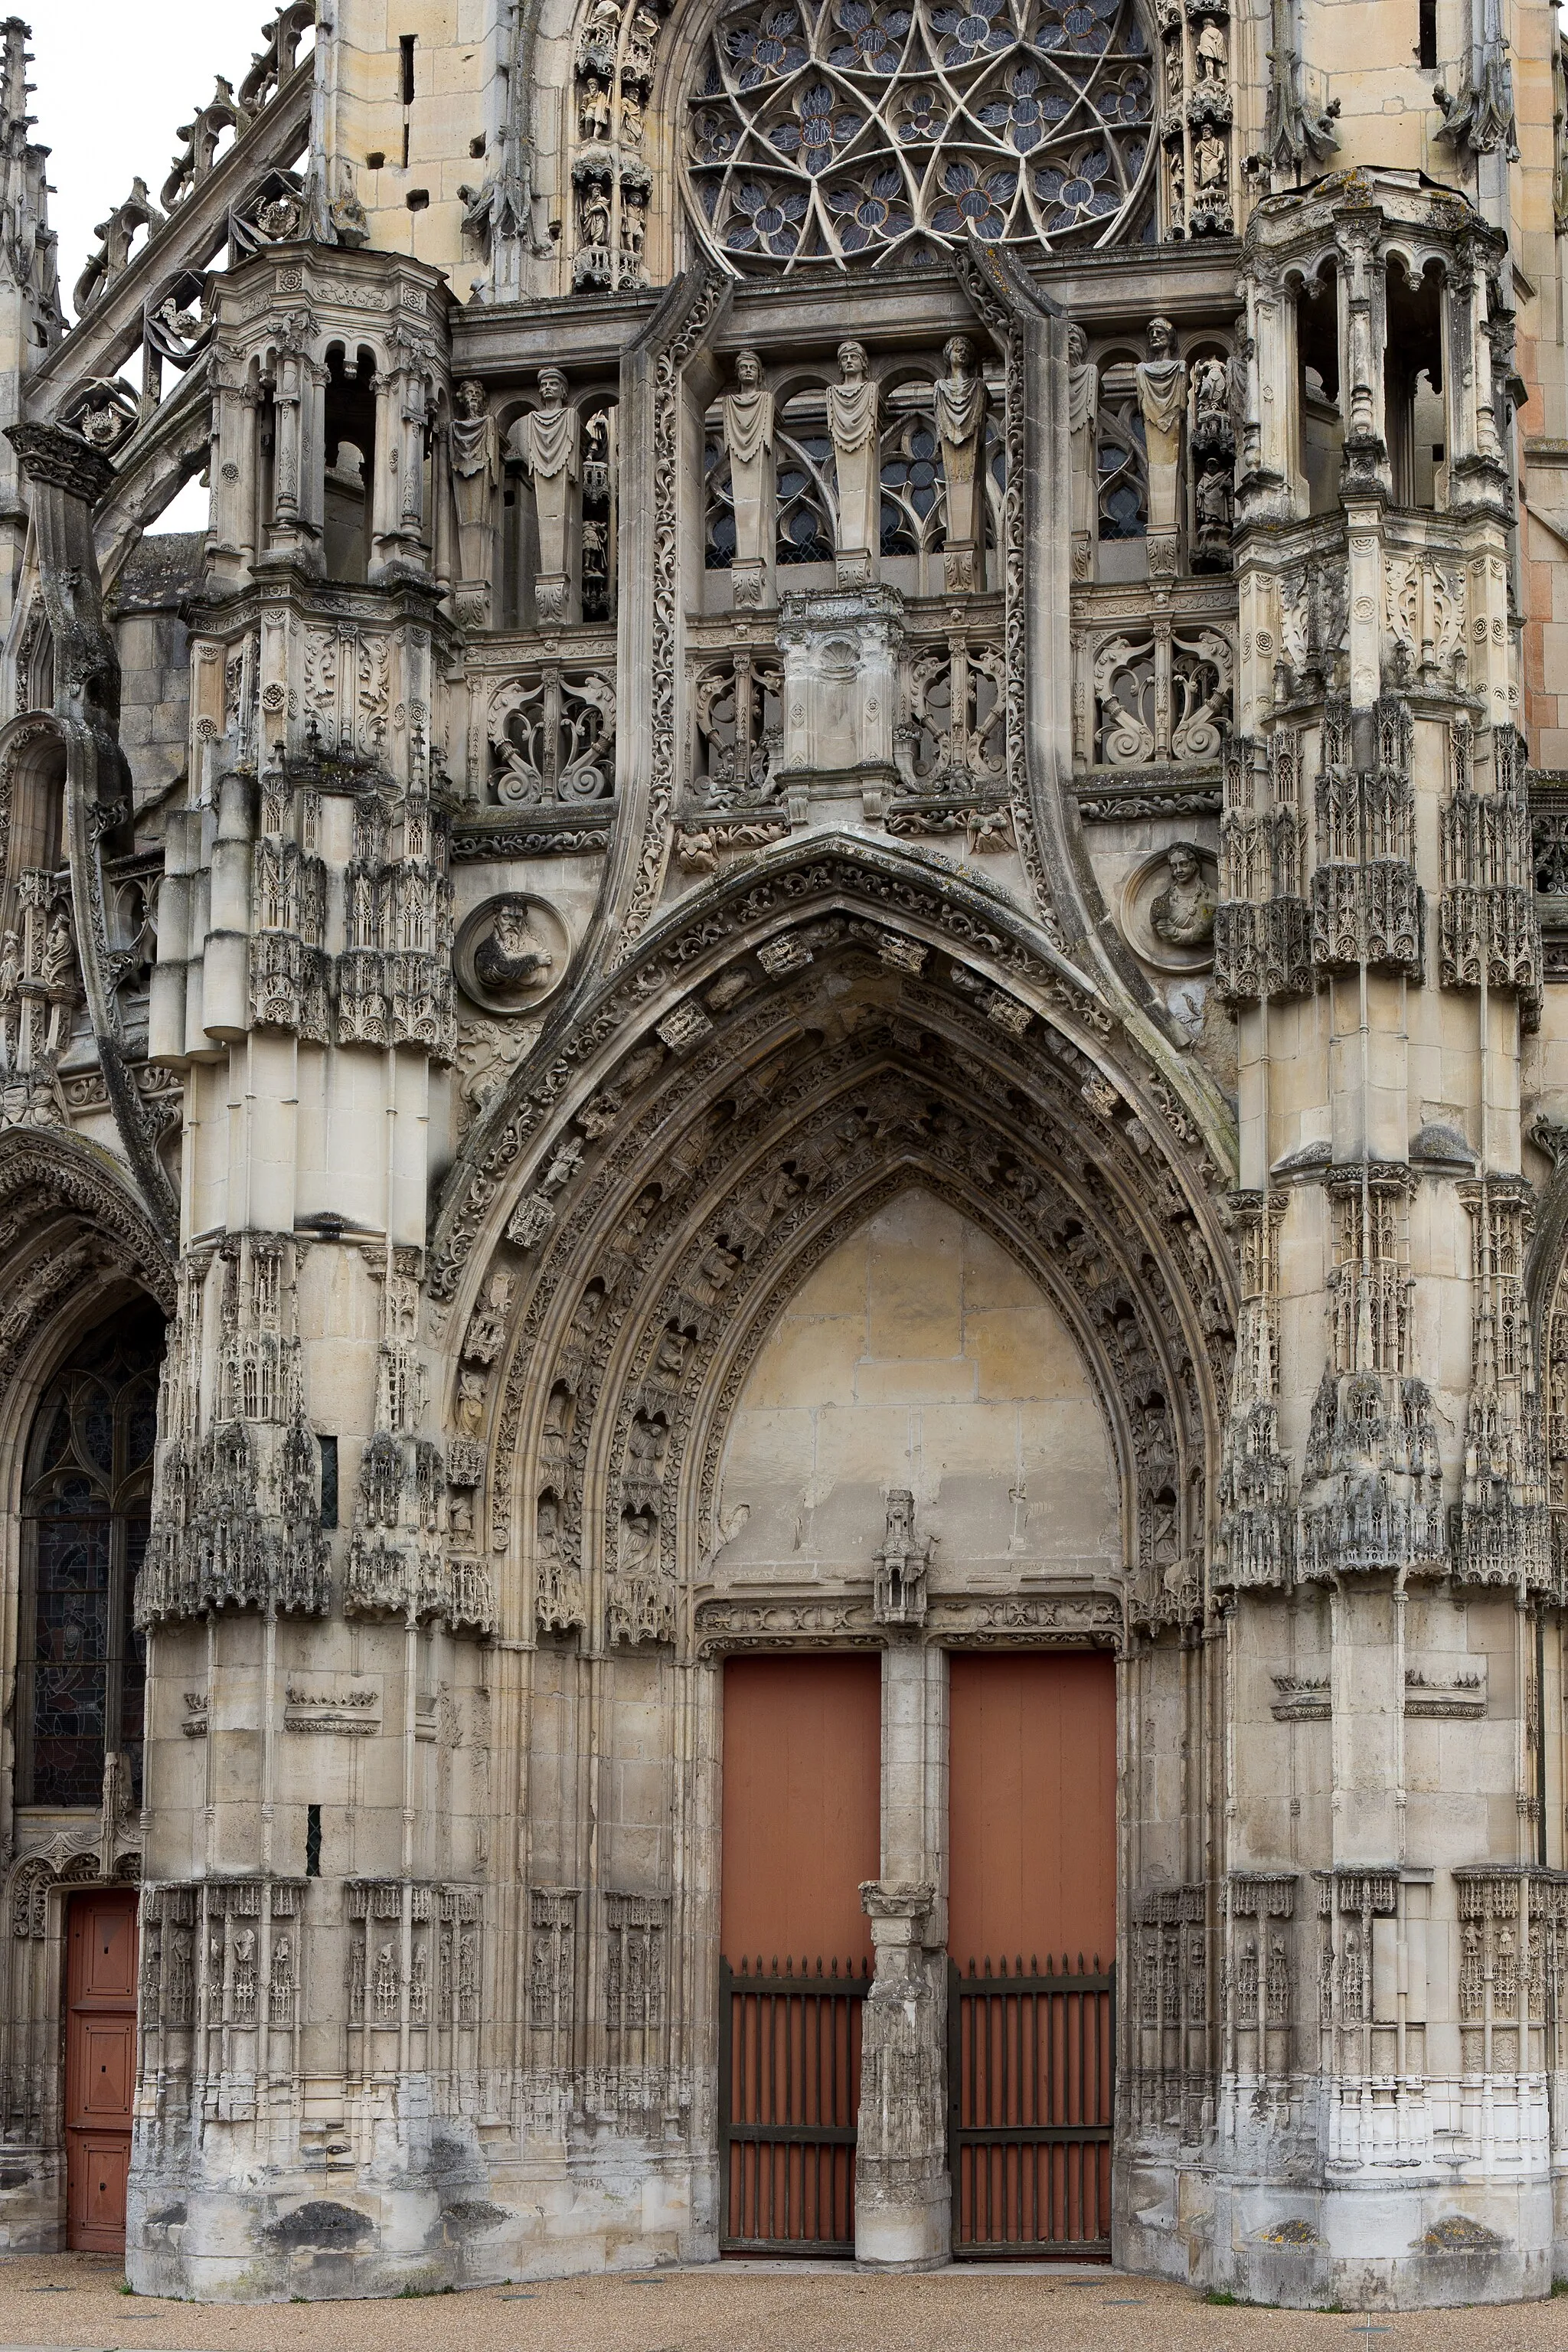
top-left (4, 0), bottom-right (1568, 2311)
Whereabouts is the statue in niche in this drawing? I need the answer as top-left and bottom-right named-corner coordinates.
top-left (456, 1370), bottom-right (488, 1441)
top-left (722, 348), bottom-right (774, 603)
top-left (620, 89), bottom-right (645, 146)
top-left (1067, 323), bottom-right (1099, 570)
top-left (472, 899), bottom-right (556, 997)
top-left (1136, 316), bottom-right (1187, 532)
top-left (509, 369), bottom-right (580, 622)
top-left (449, 380), bottom-right (500, 612)
top-left (0, 930), bottom-right (21, 1066)
top-left (873, 1486), bottom-right (933, 1628)
top-left (1150, 843), bottom-right (1217, 951)
top-left (827, 340), bottom-right (880, 583)
top-left (934, 335), bottom-right (985, 585)
top-left (579, 75), bottom-right (611, 142)
top-left (1196, 16), bottom-right (1228, 87)
top-left (1194, 463), bottom-right (1233, 564)
top-left (1192, 355), bottom-right (1231, 435)
top-left (1194, 125), bottom-right (1228, 192)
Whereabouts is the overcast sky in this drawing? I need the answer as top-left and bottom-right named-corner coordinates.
top-left (30, 0), bottom-right (272, 322)
top-left (29, 1), bottom-right (284, 528)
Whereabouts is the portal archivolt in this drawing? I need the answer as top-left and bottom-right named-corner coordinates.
top-left (449, 866), bottom-right (1236, 1649)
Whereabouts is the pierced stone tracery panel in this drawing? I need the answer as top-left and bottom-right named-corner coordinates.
top-left (684, 0), bottom-right (1156, 272)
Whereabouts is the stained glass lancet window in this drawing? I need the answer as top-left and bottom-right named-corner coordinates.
top-left (684, 0), bottom-right (1155, 273)
top-left (18, 1304), bottom-right (164, 1809)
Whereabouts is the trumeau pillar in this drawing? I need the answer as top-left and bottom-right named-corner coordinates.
top-left (856, 1623), bottom-right (949, 2272)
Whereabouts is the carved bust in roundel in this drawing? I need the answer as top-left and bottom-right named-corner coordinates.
top-left (1149, 843), bottom-right (1216, 951)
top-left (455, 893), bottom-right (573, 1016)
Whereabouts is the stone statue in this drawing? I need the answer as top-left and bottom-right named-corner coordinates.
top-left (1067, 323), bottom-right (1099, 556)
top-left (827, 340), bottom-right (880, 583)
top-left (510, 368), bottom-right (580, 621)
top-left (1150, 843), bottom-right (1217, 950)
top-left (579, 75), bottom-right (611, 142)
top-left (934, 334), bottom-right (985, 581)
top-left (449, 379), bottom-right (500, 612)
top-left (722, 348), bottom-right (774, 601)
top-left (1136, 316), bottom-right (1187, 532)
top-left (1196, 17), bottom-right (1228, 87)
top-left (1194, 126), bottom-right (1228, 192)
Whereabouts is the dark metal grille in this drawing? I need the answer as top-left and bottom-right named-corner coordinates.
top-left (718, 1956), bottom-right (868, 2256)
top-left (948, 1954), bottom-right (1115, 2259)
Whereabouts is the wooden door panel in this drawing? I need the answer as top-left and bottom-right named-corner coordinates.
top-left (73, 2018), bottom-right (135, 2121)
top-left (68, 2135), bottom-right (131, 2253)
top-left (74, 1899), bottom-right (137, 2003)
top-left (65, 1889), bottom-right (137, 2254)
top-left (720, 1655), bottom-right (881, 2254)
top-left (720, 1655), bottom-right (881, 1968)
top-left (947, 1652), bottom-right (1116, 1969)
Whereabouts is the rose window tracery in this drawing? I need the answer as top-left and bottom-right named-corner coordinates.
top-left (685, 0), bottom-right (1155, 271)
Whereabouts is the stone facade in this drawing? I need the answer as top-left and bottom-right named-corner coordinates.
top-left (2, 0), bottom-right (1568, 2311)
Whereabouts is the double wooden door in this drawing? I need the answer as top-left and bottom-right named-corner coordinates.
top-left (718, 1648), bottom-right (1117, 2259)
top-left (65, 1888), bottom-right (138, 2251)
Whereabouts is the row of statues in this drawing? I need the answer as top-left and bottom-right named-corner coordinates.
top-left (444, 319), bottom-right (1236, 622)
top-left (718, 335), bottom-right (990, 597)
top-left (1068, 316), bottom-right (1235, 561)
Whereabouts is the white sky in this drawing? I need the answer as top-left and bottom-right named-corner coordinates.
top-left (28, 0), bottom-right (281, 530)
top-left (31, 0), bottom-right (266, 314)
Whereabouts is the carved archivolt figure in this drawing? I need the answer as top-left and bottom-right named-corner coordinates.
top-left (1150, 844), bottom-right (1217, 950)
top-left (1136, 317), bottom-right (1187, 532)
top-left (827, 341), bottom-right (879, 580)
top-left (721, 348), bottom-right (774, 597)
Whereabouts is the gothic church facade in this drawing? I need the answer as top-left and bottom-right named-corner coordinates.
top-left (2, 0), bottom-right (1568, 2311)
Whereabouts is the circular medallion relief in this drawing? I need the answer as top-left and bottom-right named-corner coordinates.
top-left (1119, 839), bottom-right (1217, 975)
top-left (684, 0), bottom-right (1155, 274)
top-left (455, 894), bottom-right (573, 1015)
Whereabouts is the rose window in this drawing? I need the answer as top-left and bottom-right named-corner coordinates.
top-left (685, 0), bottom-right (1153, 272)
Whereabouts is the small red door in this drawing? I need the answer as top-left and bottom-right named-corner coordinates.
top-left (65, 1889), bottom-right (138, 2252)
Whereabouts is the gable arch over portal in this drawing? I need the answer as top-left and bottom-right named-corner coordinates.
top-left (444, 861), bottom-right (1235, 1648)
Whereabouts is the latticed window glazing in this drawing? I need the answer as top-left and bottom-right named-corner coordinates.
top-left (685, 0), bottom-right (1155, 273)
top-left (19, 1305), bottom-right (163, 1809)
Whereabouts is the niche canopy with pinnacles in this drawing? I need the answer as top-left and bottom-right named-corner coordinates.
top-left (685, 0), bottom-right (1155, 273)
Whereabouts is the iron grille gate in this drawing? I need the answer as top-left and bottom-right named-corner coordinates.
top-left (718, 1957), bottom-right (868, 2255)
top-left (948, 1955), bottom-right (1116, 2259)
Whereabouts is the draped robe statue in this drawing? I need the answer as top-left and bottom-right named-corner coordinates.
top-left (1067, 324), bottom-right (1099, 574)
top-left (934, 335), bottom-right (985, 590)
top-left (827, 340), bottom-right (880, 585)
top-left (449, 378), bottom-right (500, 619)
top-left (1135, 315), bottom-right (1187, 541)
top-left (721, 348), bottom-right (774, 606)
top-left (510, 368), bottom-right (580, 622)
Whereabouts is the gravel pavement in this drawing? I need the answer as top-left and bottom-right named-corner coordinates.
top-left (0, 2252), bottom-right (1562, 2352)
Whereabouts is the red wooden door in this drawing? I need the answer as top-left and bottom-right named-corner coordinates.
top-left (720, 1656), bottom-right (881, 2253)
top-left (65, 1889), bottom-right (138, 2252)
top-left (947, 1653), bottom-right (1117, 2257)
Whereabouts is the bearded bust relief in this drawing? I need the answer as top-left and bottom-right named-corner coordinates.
top-left (456, 893), bottom-right (572, 1015)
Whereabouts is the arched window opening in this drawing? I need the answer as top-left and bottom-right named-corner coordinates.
top-left (18, 1302), bottom-right (165, 1810)
top-left (1296, 266), bottom-right (1341, 517)
top-left (323, 343), bottom-right (377, 582)
top-left (8, 730), bottom-right (65, 875)
top-left (1385, 262), bottom-right (1445, 510)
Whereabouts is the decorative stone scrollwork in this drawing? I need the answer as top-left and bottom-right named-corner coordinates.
top-left (1087, 623), bottom-right (1232, 770)
top-left (690, 652), bottom-right (784, 808)
top-left (345, 1880), bottom-right (482, 2037)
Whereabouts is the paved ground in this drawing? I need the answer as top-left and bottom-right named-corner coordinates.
top-left (0, 2253), bottom-right (1563, 2352)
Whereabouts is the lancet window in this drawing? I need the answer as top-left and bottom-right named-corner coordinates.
top-left (18, 1306), bottom-right (165, 1810)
